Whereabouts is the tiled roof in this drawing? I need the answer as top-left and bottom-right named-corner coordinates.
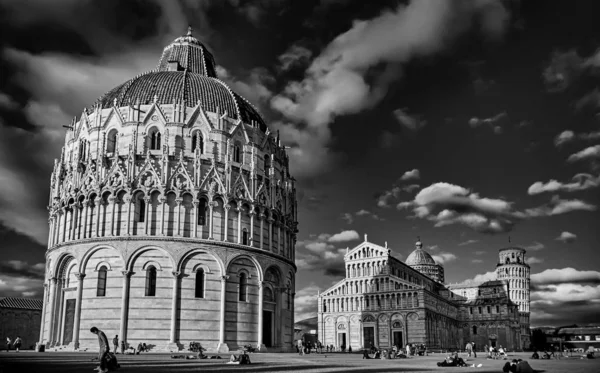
top-left (95, 71), bottom-right (267, 131)
top-left (0, 297), bottom-right (43, 310)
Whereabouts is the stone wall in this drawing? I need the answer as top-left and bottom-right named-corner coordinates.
top-left (0, 308), bottom-right (41, 349)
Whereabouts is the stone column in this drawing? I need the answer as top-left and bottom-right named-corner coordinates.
top-left (72, 273), bottom-right (85, 349)
top-left (70, 204), bottom-right (78, 241)
top-left (159, 196), bottom-right (166, 236)
top-left (192, 201), bottom-right (199, 238)
top-left (277, 224), bottom-right (281, 254)
top-left (47, 217), bottom-right (54, 249)
top-left (259, 212), bottom-right (265, 249)
top-left (108, 196), bottom-right (116, 236)
top-left (38, 283), bottom-right (48, 344)
top-left (124, 196), bottom-right (132, 235)
top-left (208, 201), bottom-right (215, 239)
top-left (223, 204), bottom-right (230, 241)
top-left (268, 218), bottom-right (274, 252)
top-left (237, 206), bottom-right (242, 244)
top-left (82, 200), bottom-right (90, 239)
top-left (175, 198), bottom-right (182, 236)
top-left (168, 271), bottom-right (181, 349)
top-left (95, 201), bottom-right (103, 237)
top-left (46, 277), bottom-right (58, 345)
top-left (119, 271), bottom-right (133, 347)
top-left (257, 281), bottom-right (266, 350)
top-left (249, 210), bottom-right (255, 247)
top-left (144, 196), bottom-right (151, 235)
top-left (217, 275), bottom-right (230, 353)
top-left (61, 207), bottom-right (69, 242)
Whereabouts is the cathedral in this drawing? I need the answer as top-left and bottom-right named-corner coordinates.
top-left (39, 28), bottom-right (298, 352)
top-left (317, 237), bottom-right (531, 351)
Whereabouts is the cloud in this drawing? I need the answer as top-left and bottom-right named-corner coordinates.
top-left (456, 270), bottom-right (497, 285)
top-left (432, 252), bottom-right (457, 265)
top-left (328, 230), bottom-right (360, 243)
top-left (474, 250), bottom-right (486, 255)
top-left (542, 49), bottom-right (586, 92)
top-left (0, 260), bottom-right (45, 298)
top-left (216, 66), bottom-right (275, 109)
top-left (525, 241), bottom-right (545, 251)
top-left (278, 45), bottom-right (313, 72)
top-left (527, 173), bottom-right (600, 195)
top-left (554, 130), bottom-right (575, 147)
top-left (468, 111), bottom-right (508, 134)
top-left (393, 108), bottom-right (426, 131)
top-left (272, 0), bottom-right (513, 178)
top-left (529, 268), bottom-right (600, 325)
top-left (340, 213), bottom-right (354, 224)
top-left (341, 209), bottom-right (384, 224)
top-left (472, 259), bottom-right (483, 263)
top-left (524, 195), bottom-right (597, 217)
top-left (400, 169), bottom-right (420, 181)
top-left (567, 145), bottom-right (600, 162)
top-left (556, 231), bottom-right (577, 243)
top-left (294, 283), bottom-right (322, 321)
top-left (458, 239), bottom-right (479, 246)
top-left (399, 182), bottom-right (521, 234)
top-left (526, 256), bottom-right (544, 265)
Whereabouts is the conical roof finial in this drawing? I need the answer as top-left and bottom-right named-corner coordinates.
top-left (187, 25), bottom-right (193, 37)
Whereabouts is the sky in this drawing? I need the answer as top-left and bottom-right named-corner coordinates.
top-left (0, 0), bottom-right (599, 328)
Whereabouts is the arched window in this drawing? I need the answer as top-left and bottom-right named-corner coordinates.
top-left (138, 197), bottom-right (146, 223)
top-left (195, 268), bottom-right (205, 298)
top-left (517, 256), bottom-right (521, 264)
top-left (505, 257), bottom-right (509, 264)
top-left (145, 266), bottom-right (157, 296)
top-left (97, 266), bottom-right (107, 297)
top-left (242, 228), bottom-right (248, 245)
top-left (472, 326), bottom-right (478, 335)
top-left (80, 141), bottom-right (87, 162)
top-left (264, 154), bottom-right (271, 171)
top-left (197, 199), bottom-right (207, 225)
top-left (107, 130), bottom-right (118, 153)
top-left (233, 142), bottom-right (241, 163)
top-left (150, 129), bottom-right (161, 150)
top-left (192, 133), bottom-right (204, 154)
top-left (239, 273), bottom-right (247, 302)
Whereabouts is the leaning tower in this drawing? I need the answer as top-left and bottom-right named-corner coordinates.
top-left (496, 246), bottom-right (530, 349)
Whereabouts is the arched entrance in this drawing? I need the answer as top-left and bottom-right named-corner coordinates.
top-left (263, 286), bottom-right (275, 347)
top-left (392, 321), bottom-right (404, 348)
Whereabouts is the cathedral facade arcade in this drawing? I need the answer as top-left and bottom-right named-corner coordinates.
top-left (40, 28), bottom-right (298, 353)
top-left (318, 237), bottom-right (529, 351)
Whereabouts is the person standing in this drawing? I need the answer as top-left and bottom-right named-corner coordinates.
top-left (466, 342), bottom-right (472, 357)
top-left (112, 335), bottom-right (119, 354)
top-left (120, 340), bottom-right (125, 355)
top-left (5, 337), bottom-right (11, 352)
top-left (13, 336), bottom-right (22, 352)
top-left (472, 341), bottom-right (477, 358)
top-left (91, 327), bottom-right (110, 373)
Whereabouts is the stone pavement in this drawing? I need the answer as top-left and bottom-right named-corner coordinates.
top-left (1, 351), bottom-right (599, 373)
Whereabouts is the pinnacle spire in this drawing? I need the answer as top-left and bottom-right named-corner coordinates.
top-left (187, 25), bottom-right (193, 37)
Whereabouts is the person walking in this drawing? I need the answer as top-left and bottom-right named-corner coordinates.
top-left (91, 326), bottom-right (110, 373)
top-left (5, 337), bottom-right (11, 352)
top-left (13, 336), bottom-right (22, 352)
top-left (112, 335), bottom-right (119, 354)
top-left (466, 342), bottom-right (472, 357)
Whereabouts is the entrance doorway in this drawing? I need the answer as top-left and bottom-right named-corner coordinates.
top-left (262, 311), bottom-right (273, 347)
top-left (62, 299), bottom-right (76, 345)
top-left (490, 339), bottom-right (497, 348)
top-left (393, 331), bottom-right (403, 348)
top-left (338, 333), bottom-right (347, 349)
top-left (363, 326), bottom-right (375, 349)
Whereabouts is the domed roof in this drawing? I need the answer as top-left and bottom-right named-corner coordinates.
top-left (405, 248), bottom-right (436, 266)
top-left (405, 239), bottom-right (436, 266)
top-left (94, 27), bottom-right (267, 131)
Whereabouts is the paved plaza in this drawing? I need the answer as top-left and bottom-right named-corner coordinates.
top-left (1, 351), bottom-right (600, 373)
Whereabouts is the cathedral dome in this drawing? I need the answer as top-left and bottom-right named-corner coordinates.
top-left (94, 27), bottom-right (267, 131)
top-left (405, 247), bottom-right (436, 266)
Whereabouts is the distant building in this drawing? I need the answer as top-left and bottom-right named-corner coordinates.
top-left (317, 237), bottom-right (530, 351)
top-left (535, 326), bottom-right (600, 350)
top-left (0, 297), bottom-right (43, 349)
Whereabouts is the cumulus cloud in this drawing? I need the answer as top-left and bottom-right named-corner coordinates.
top-left (524, 195), bottom-right (597, 217)
top-left (400, 169), bottom-right (420, 181)
top-left (542, 49), bottom-right (587, 92)
top-left (456, 270), bottom-right (497, 285)
top-left (528, 173), bottom-right (600, 195)
top-left (393, 108), bottom-right (426, 131)
top-left (556, 231), bottom-right (577, 243)
top-left (526, 256), bottom-right (544, 265)
top-left (525, 241), bottom-right (545, 251)
top-left (529, 267), bottom-right (600, 325)
top-left (458, 239), bottom-right (479, 246)
top-left (341, 209), bottom-right (384, 224)
top-left (567, 145), bottom-right (600, 162)
top-left (468, 111), bottom-right (508, 134)
top-left (0, 260), bottom-right (45, 298)
top-left (328, 230), bottom-right (360, 243)
top-left (216, 66), bottom-right (275, 109)
top-left (294, 283), bottom-right (322, 321)
top-left (554, 130), bottom-right (575, 147)
top-left (272, 0), bottom-right (513, 178)
top-left (278, 45), bottom-right (313, 72)
top-left (432, 252), bottom-right (457, 265)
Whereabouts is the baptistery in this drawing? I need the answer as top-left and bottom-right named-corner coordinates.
top-left (40, 28), bottom-right (298, 352)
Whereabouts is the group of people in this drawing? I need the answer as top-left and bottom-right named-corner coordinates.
top-left (296, 339), bottom-right (341, 354)
top-left (4, 336), bottom-right (22, 352)
top-left (484, 344), bottom-right (507, 359)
